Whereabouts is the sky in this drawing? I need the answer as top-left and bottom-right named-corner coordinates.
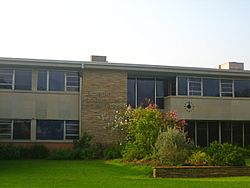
top-left (0, 0), bottom-right (250, 69)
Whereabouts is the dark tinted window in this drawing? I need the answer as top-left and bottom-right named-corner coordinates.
top-left (186, 121), bottom-right (195, 143)
top-left (203, 79), bottom-right (220, 97)
top-left (37, 120), bottom-right (64, 140)
top-left (15, 70), bottom-right (32, 90)
top-left (170, 78), bottom-right (176, 96)
top-left (221, 121), bottom-right (231, 144)
top-left (156, 80), bottom-right (167, 109)
top-left (244, 122), bottom-right (250, 146)
top-left (65, 120), bottom-right (79, 140)
top-left (221, 80), bottom-right (233, 97)
top-left (13, 120), bottom-right (31, 140)
top-left (178, 77), bottom-right (187, 95)
top-left (49, 71), bottom-right (65, 91)
top-left (208, 121), bottom-right (219, 144)
top-left (189, 78), bottom-right (201, 96)
top-left (234, 80), bottom-right (250, 97)
top-left (197, 121), bottom-right (207, 147)
top-left (37, 70), bottom-right (47, 90)
top-left (137, 79), bottom-right (155, 107)
top-left (66, 72), bottom-right (80, 91)
top-left (0, 69), bottom-right (13, 89)
top-left (127, 78), bottom-right (136, 108)
top-left (232, 121), bottom-right (243, 147)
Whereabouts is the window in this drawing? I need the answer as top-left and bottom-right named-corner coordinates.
top-left (208, 121), bottom-right (219, 143)
top-left (127, 78), bottom-right (136, 108)
top-left (37, 70), bottom-right (47, 91)
top-left (186, 121), bottom-right (195, 142)
top-left (36, 120), bottom-right (79, 140)
top-left (37, 70), bottom-right (80, 92)
top-left (156, 79), bottom-right (167, 109)
top-left (0, 69), bottom-right (13, 89)
top-left (232, 121), bottom-right (243, 147)
top-left (221, 80), bottom-right (233, 97)
top-left (221, 121), bottom-right (231, 144)
top-left (178, 77), bottom-right (187, 95)
top-left (197, 121), bottom-right (207, 147)
top-left (13, 120), bottom-right (31, 140)
top-left (66, 72), bottom-right (80, 91)
top-left (234, 80), bottom-right (250, 97)
top-left (37, 120), bottom-right (64, 140)
top-left (15, 70), bottom-right (32, 90)
top-left (203, 79), bottom-right (220, 97)
top-left (0, 120), bottom-right (12, 139)
top-left (137, 79), bottom-right (155, 107)
top-left (49, 71), bottom-right (65, 91)
top-left (65, 120), bottom-right (79, 140)
top-left (244, 122), bottom-right (250, 146)
top-left (189, 78), bottom-right (201, 96)
top-left (0, 120), bottom-right (31, 140)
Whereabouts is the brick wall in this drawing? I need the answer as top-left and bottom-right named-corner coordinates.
top-left (81, 69), bottom-right (127, 144)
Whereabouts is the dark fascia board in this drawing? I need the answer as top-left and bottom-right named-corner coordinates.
top-left (83, 61), bottom-right (250, 78)
top-left (0, 57), bottom-right (82, 70)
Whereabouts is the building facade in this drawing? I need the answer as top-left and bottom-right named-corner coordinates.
top-left (0, 56), bottom-right (250, 148)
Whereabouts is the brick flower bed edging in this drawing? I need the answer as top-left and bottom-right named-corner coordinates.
top-left (153, 166), bottom-right (250, 178)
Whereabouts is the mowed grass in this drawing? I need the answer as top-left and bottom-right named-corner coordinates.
top-left (0, 160), bottom-right (250, 188)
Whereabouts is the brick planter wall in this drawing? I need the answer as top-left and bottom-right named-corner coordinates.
top-left (153, 166), bottom-right (250, 178)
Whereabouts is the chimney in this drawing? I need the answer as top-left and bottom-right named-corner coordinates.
top-left (91, 55), bottom-right (107, 62)
top-left (219, 62), bottom-right (244, 70)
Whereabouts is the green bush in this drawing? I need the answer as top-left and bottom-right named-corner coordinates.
top-left (28, 144), bottom-right (49, 159)
top-left (104, 143), bottom-right (123, 159)
top-left (154, 127), bottom-right (192, 165)
top-left (187, 150), bottom-right (211, 166)
top-left (73, 132), bottom-right (104, 159)
top-left (205, 141), bottom-right (245, 166)
top-left (48, 149), bottom-right (76, 160)
top-left (123, 107), bottom-right (162, 160)
top-left (0, 145), bottom-right (21, 159)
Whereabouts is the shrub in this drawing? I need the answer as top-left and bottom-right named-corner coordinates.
top-left (48, 149), bottom-right (76, 160)
top-left (104, 143), bottom-right (123, 159)
top-left (73, 132), bottom-right (104, 159)
top-left (205, 141), bottom-right (245, 166)
top-left (123, 106), bottom-right (162, 160)
top-left (187, 150), bottom-right (211, 166)
top-left (154, 127), bottom-right (192, 165)
top-left (0, 145), bottom-right (21, 159)
top-left (28, 144), bottom-right (49, 159)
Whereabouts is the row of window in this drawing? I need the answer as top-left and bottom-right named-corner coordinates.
top-left (186, 120), bottom-right (250, 147)
top-left (178, 77), bottom-right (250, 97)
top-left (0, 120), bottom-right (79, 140)
top-left (0, 69), bottom-right (80, 92)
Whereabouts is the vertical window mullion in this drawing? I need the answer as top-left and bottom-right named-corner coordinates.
top-left (176, 76), bottom-right (178, 96)
top-left (47, 71), bottom-right (49, 91)
top-left (195, 121), bottom-right (197, 146)
top-left (11, 120), bottom-right (13, 140)
top-left (135, 77), bottom-right (138, 107)
top-left (154, 77), bottom-right (157, 105)
top-left (243, 122), bottom-right (245, 147)
top-left (232, 80), bottom-right (235, 97)
top-left (219, 121), bottom-right (221, 143)
top-left (201, 78), bottom-right (203, 96)
top-left (187, 77), bottom-right (190, 96)
top-left (206, 121), bottom-right (209, 146)
top-left (219, 79), bottom-right (222, 97)
top-left (64, 121), bottom-right (66, 140)
top-left (64, 72), bottom-right (67, 92)
top-left (12, 69), bottom-right (15, 90)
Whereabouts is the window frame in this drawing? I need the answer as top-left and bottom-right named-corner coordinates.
top-left (37, 70), bottom-right (80, 92)
top-left (0, 120), bottom-right (31, 141)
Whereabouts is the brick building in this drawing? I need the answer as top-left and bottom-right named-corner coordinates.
top-left (0, 56), bottom-right (250, 149)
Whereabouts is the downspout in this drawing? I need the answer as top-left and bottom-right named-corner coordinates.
top-left (79, 63), bottom-right (84, 137)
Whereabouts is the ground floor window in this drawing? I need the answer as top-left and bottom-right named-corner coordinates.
top-left (187, 120), bottom-right (248, 147)
top-left (36, 120), bottom-right (79, 140)
top-left (0, 120), bottom-right (31, 140)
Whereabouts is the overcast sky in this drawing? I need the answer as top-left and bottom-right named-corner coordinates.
top-left (0, 0), bottom-right (250, 69)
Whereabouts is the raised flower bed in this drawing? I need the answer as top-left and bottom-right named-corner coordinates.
top-left (153, 166), bottom-right (250, 178)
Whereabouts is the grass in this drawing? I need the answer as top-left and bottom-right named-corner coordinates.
top-left (0, 159), bottom-right (249, 188)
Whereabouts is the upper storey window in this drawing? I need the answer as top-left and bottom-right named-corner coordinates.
top-left (203, 79), bottom-right (220, 97)
top-left (15, 70), bottom-right (32, 90)
top-left (0, 69), bottom-right (13, 89)
top-left (0, 69), bottom-right (32, 90)
top-left (189, 78), bottom-right (201, 96)
top-left (37, 70), bottom-right (80, 92)
top-left (234, 80), bottom-right (250, 97)
top-left (220, 80), bottom-right (233, 97)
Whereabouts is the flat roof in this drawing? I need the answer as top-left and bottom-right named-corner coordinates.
top-left (0, 57), bottom-right (250, 78)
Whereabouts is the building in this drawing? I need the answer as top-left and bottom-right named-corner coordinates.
top-left (0, 56), bottom-right (250, 149)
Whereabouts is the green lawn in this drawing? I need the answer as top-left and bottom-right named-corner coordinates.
top-left (0, 160), bottom-right (250, 188)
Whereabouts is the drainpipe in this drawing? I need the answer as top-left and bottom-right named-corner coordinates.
top-left (79, 63), bottom-right (84, 137)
